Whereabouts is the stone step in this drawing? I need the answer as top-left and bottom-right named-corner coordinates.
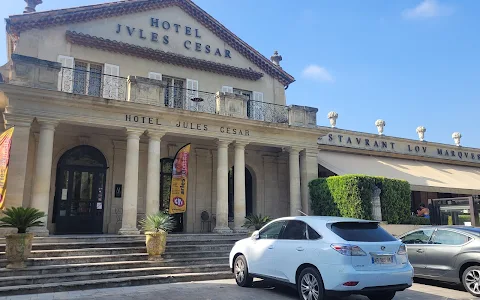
top-left (0, 264), bottom-right (229, 287)
top-left (0, 237), bottom-right (241, 252)
top-left (0, 244), bottom-right (234, 259)
top-left (0, 250), bottom-right (230, 267)
top-left (0, 271), bottom-right (233, 296)
top-left (0, 233), bottom-right (246, 245)
top-left (0, 256), bottom-right (229, 277)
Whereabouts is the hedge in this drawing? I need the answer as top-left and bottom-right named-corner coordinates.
top-left (309, 175), bottom-right (411, 224)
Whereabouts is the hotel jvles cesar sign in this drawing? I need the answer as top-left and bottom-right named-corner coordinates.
top-left (319, 132), bottom-right (480, 164)
top-left (115, 18), bottom-right (232, 58)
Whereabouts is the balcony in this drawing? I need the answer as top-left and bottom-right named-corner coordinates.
top-left (2, 54), bottom-right (318, 127)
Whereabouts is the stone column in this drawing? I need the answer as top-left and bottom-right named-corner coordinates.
top-left (233, 141), bottom-right (248, 232)
top-left (288, 147), bottom-right (302, 216)
top-left (30, 120), bottom-right (57, 236)
top-left (118, 129), bottom-right (144, 235)
top-left (213, 139), bottom-right (233, 233)
top-left (4, 117), bottom-right (33, 208)
top-left (145, 131), bottom-right (165, 217)
top-left (300, 148), bottom-right (318, 216)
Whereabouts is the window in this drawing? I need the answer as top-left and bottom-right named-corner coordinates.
top-left (233, 88), bottom-right (252, 100)
top-left (282, 220), bottom-right (308, 240)
top-left (401, 229), bottom-right (435, 244)
top-left (160, 158), bottom-right (174, 212)
top-left (330, 222), bottom-right (397, 242)
top-left (73, 61), bottom-right (103, 97)
top-left (259, 221), bottom-right (285, 239)
top-left (308, 225), bottom-right (321, 240)
top-left (163, 76), bottom-right (185, 108)
top-left (431, 230), bottom-right (470, 245)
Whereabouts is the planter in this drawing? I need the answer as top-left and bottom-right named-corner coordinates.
top-left (145, 231), bottom-right (167, 261)
top-left (5, 233), bottom-right (34, 269)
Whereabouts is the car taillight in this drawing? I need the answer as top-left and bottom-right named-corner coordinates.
top-left (397, 244), bottom-right (407, 256)
top-left (331, 244), bottom-right (367, 256)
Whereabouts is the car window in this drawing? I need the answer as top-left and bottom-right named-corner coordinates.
top-left (259, 221), bottom-right (285, 239)
top-left (401, 229), bottom-right (435, 244)
top-left (308, 225), bottom-right (321, 240)
top-left (431, 230), bottom-right (470, 245)
top-left (281, 220), bottom-right (307, 240)
top-left (330, 222), bottom-right (397, 242)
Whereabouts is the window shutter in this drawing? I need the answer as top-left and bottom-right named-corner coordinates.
top-left (186, 79), bottom-right (199, 110)
top-left (57, 55), bottom-right (74, 93)
top-left (103, 63), bottom-right (120, 100)
top-left (221, 86), bottom-right (233, 93)
top-left (148, 72), bottom-right (162, 81)
top-left (252, 91), bottom-right (265, 121)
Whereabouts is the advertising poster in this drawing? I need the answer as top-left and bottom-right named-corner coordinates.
top-left (0, 127), bottom-right (14, 209)
top-left (168, 143), bottom-right (191, 214)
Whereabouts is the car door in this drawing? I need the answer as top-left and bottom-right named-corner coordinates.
top-left (247, 220), bottom-right (286, 278)
top-left (273, 220), bottom-right (310, 282)
top-left (400, 228), bottom-right (435, 276)
top-left (422, 229), bottom-right (470, 278)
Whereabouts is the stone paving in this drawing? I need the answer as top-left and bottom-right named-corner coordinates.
top-left (1, 279), bottom-right (475, 300)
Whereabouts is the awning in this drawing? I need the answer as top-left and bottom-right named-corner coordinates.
top-left (317, 151), bottom-right (480, 194)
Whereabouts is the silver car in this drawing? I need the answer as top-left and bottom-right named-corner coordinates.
top-left (399, 226), bottom-right (480, 297)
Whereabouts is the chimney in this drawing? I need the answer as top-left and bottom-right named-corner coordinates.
top-left (24, 0), bottom-right (43, 13)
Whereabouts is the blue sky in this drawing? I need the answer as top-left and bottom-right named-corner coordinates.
top-left (1, 0), bottom-right (479, 147)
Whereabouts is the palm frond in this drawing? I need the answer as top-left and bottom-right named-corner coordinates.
top-left (139, 212), bottom-right (175, 233)
top-left (0, 207), bottom-right (45, 233)
top-left (242, 214), bottom-right (272, 230)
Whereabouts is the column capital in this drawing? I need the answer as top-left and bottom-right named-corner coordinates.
top-left (146, 130), bottom-right (166, 141)
top-left (125, 128), bottom-right (145, 139)
top-left (234, 141), bottom-right (249, 149)
top-left (38, 120), bottom-right (58, 131)
top-left (216, 138), bottom-right (233, 148)
top-left (286, 146), bottom-right (303, 154)
top-left (4, 115), bottom-right (33, 128)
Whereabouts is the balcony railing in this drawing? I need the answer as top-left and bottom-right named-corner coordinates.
top-left (247, 100), bottom-right (289, 124)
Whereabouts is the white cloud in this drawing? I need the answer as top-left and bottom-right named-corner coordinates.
top-left (402, 0), bottom-right (453, 19)
top-left (301, 65), bottom-right (334, 83)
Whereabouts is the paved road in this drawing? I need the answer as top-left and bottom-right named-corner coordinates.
top-left (3, 279), bottom-right (475, 300)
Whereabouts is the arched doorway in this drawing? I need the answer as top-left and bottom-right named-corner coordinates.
top-left (228, 167), bottom-right (254, 222)
top-left (53, 145), bottom-right (107, 234)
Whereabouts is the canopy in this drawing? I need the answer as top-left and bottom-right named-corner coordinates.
top-left (317, 151), bottom-right (480, 194)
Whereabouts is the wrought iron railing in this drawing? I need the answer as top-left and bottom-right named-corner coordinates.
top-left (58, 67), bottom-right (128, 100)
top-left (163, 86), bottom-right (216, 114)
top-left (247, 100), bottom-right (289, 123)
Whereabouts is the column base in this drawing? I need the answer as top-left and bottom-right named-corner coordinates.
top-left (213, 227), bottom-right (233, 234)
top-left (27, 226), bottom-right (49, 237)
top-left (233, 227), bottom-right (249, 233)
top-left (118, 227), bottom-right (140, 235)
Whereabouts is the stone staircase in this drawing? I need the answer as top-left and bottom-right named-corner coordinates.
top-left (0, 234), bottom-right (245, 296)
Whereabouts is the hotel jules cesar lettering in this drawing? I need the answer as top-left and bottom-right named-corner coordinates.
top-left (321, 133), bottom-right (480, 163)
top-left (125, 114), bottom-right (250, 136)
top-left (115, 18), bottom-right (232, 58)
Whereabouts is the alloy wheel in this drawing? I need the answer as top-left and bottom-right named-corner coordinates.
top-left (235, 258), bottom-right (245, 283)
top-left (465, 269), bottom-right (480, 295)
top-left (300, 273), bottom-right (320, 300)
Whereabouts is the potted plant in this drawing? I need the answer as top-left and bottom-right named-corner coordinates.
top-left (139, 212), bottom-right (175, 261)
top-left (242, 214), bottom-right (272, 233)
top-left (0, 207), bottom-right (45, 269)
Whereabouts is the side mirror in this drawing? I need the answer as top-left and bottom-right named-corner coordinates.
top-left (251, 230), bottom-right (260, 240)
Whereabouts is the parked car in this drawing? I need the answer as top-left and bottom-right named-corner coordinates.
top-left (399, 226), bottom-right (480, 297)
top-left (229, 216), bottom-right (413, 300)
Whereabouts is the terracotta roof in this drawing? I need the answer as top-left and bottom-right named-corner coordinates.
top-left (66, 31), bottom-right (263, 81)
top-left (6, 0), bottom-right (295, 86)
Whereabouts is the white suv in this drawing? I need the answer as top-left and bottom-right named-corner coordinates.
top-left (229, 216), bottom-right (413, 300)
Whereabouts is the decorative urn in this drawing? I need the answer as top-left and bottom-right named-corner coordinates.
top-left (375, 119), bottom-right (386, 135)
top-left (416, 126), bottom-right (426, 141)
top-left (327, 111), bottom-right (338, 128)
top-left (452, 132), bottom-right (462, 147)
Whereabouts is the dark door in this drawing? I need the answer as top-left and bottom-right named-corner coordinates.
top-left (160, 158), bottom-right (183, 233)
top-left (53, 146), bottom-right (107, 234)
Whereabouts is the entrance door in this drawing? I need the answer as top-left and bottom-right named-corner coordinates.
top-left (53, 146), bottom-right (107, 234)
top-left (160, 158), bottom-right (183, 233)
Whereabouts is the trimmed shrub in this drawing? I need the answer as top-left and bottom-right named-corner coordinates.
top-left (404, 216), bottom-right (431, 225)
top-left (309, 175), bottom-right (411, 224)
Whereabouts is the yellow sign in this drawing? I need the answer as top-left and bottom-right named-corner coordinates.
top-left (0, 127), bottom-right (14, 209)
top-left (168, 144), bottom-right (191, 214)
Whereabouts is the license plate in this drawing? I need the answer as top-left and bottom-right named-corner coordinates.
top-left (372, 256), bottom-right (393, 264)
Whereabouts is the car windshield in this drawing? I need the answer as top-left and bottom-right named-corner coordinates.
top-left (330, 222), bottom-right (397, 242)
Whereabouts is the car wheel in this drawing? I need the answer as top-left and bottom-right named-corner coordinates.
top-left (367, 291), bottom-right (396, 300)
top-left (462, 266), bottom-right (480, 297)
top-left (297, 267), bottom-right (325, 300)
top-left (234, 255), bottom-right (253, 287)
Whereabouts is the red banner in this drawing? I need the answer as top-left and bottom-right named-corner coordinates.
top-left (0, 127), bottom-right (14, 209)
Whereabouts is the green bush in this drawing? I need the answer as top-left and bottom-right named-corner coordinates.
top-left (404, 216), bottom-right (431, 225)
top-left (309, 175), bottom-right (411, 224)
